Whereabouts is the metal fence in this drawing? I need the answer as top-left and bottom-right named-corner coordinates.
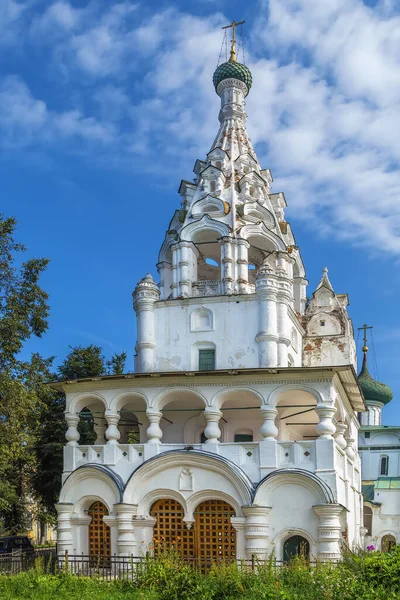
top-left (0, 549), bottom-right (316, 580)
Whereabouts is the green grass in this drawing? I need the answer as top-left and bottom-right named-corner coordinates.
top-left (1, 548), bottom-right (400, 600)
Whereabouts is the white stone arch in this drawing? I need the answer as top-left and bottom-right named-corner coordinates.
top-left (191, 196), bottom-right (226, 216)
top-left (254, 469), bottom-right (335, 505)
top-left (211, 386), bottom-right (264, 410)
top-left (60, 465), bottom-right (122, 511)
top-left (123, 451), bottom-right (253, 508)
top-left (139, 489), bottom-right (188, 517)
top-left (267, 384), bottom-right (323, 408)
top-left (158, 237), bottom-right (176, 263)
top-left (69, 391), bottom-right (108, 415)
top-left (180, 215), bottom-right (229, 242)
top-left (190, 306), bottom-right (214, 332)
top-left (74, 494), bottom-right (114, 517)
top-left (111, 391), bottom-right (149, 444)
top-left (151, 387), bottom-right (208, 411)
top-left (187, 490), bottom-right (242, 521)
top-left (240, 223), bottom-right (286, 252)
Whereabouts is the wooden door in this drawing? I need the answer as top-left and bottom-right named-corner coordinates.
top-left (194, 500), bottom-right (236, 564)
top-left (150, 499), bottom-right (195, 558)
top-left (88, 501), bottom-right (111, 558)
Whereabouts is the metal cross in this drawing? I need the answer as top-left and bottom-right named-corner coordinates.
top-left (358, 323), bottom-right (373, 353)
top-left (222, 20), bottom-right (246, 62)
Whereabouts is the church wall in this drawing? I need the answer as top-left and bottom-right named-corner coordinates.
top-left (153, 296), bottom-right (259, 371)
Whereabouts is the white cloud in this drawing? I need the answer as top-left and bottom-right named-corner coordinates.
top-left (1, 0), bottom-right (400, 254)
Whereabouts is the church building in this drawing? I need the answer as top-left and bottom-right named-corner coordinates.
top-left (53, 26), bottom-right (367, 563)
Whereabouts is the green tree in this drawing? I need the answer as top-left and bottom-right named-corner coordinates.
top-left (0, 215), bottom-right (50, 534)
top-left (33, 345), bottom-right (127, 517)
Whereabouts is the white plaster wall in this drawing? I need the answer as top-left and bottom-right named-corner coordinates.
top-left (154, 297), bottom-right (259, 371)
top-left (360, 447), bottom-right (400, 480)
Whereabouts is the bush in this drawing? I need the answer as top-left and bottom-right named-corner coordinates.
top-left (1, 548), bottom-right (400, 600)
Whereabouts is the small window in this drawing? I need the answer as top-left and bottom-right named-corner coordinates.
top-left (320, 320), bottom-right (325, 326)
top-left (199, 349), bottom-right (215, 371)
top-left (234, 434), bottom-right (253, 443)
top-left (363, 505), bottom-right (373, 536)
top-left (215, 161), bottom-right (222, 170)
top-left (365, 432), bottom-right (370, 439)
top-left (380, 456), bottom-right (389, 476)
top-left (210, 181), bottom-right (216, 192)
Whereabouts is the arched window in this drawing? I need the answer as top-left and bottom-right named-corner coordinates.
top-left (249, 186), bottom-right (255, 197)
top-left (363, 505), bottom-right (373, 536)
top-left (382, 534), bottom-right (396, 552)
top-left (234, 430), bottom-right (254, 443)
top-left (380, 455), bottom-right (389, 476)
top-left (210, 181), bottom-right (216, 193)
top-left (88, 501), bottom-right (111, 560)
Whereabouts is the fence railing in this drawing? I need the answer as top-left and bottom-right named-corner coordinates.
top-left (0, 549), bottom-right (318, 579)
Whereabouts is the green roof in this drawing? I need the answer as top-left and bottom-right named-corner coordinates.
top-left (375, 478), bottom-right (400, 489)
top-left (213, 60), bottom-right (252, 96)
top-left (357, 355), bottom-right (393, 406)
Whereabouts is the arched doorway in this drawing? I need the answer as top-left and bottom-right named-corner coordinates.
top-left (150, 499), bottom-right (194, 558)
top-left (382, 534), bottom-right (396, 552)
top-left (194, 500), bottom-right (236, 563)
top-left (88, 501), bottom-right (111, 558)
top-left (283, 535), bottom-right (310, 562)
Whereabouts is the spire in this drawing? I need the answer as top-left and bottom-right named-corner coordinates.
top-left (315, 267), bottom-right (334, 292)
top-left (357, 324), bottom-right (393, 407)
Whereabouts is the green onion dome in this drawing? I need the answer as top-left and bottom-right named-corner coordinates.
top-left (358, 355), bottom-right (393, 406)
top-left (213, 60), bottom-right (252, 96)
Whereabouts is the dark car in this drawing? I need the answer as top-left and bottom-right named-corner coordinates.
top-left (0, 536), bottom-right (35, 555)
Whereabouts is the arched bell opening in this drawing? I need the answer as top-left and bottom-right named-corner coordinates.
top-left (215, 388), bottom-right (263, 443)
top-left (283, 535), bottom-right (310, 563)
top-left (192, 230), bottom-right (221, 283)
top-left (116, 395), bottom-right (148, 445)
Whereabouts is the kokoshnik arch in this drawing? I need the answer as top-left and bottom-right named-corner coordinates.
top-left (52, 22), bottom-right (370, 563)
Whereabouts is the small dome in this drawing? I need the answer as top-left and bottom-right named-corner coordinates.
top-left (358, 356), bottom-right (393, 406)
top-left (213, 60), bottom-right (252, 96)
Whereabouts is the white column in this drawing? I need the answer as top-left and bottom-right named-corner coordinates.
top-left (56, 503), bottom-right (74, 556)
top-left (94, 421), bottom-right (106, 445)
top-left (242, 506), bottom-right (271, 559)
top-left (256, 267), bottom-right (278, 367)
top-left (334, 422), bottom-right (347, 451)
top-left (133, 274), bottom-right (160, 372)
top-left (313, 504), bottom-right (343, 561)
top-left (315, 403), bottom-right (337, 439)
top-left (156, 261), bottom-right (172, 300)
top-left (221, 236), bottom-right (234, 295)
top-left (105, 411), bottom-right (121, 445)
top-left (203, 409), bottom-right (222, 444)
top-left (115, 504), bottom-right (138, 556)
top-left (237, 239), bottom-right (249, 293)
top-left (65, 414), bottom-right (80, 446)
top-left (171, 245), bottom-right (178, 299)
top-left (260, 407), bottom-right (278, 440)
top-left (177, 242), bottom-right (190, 298)
top-left (146, 410), bottom-right (163, 445)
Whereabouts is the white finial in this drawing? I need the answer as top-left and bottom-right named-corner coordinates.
top-left (323, 267), bottom-right (328, 274)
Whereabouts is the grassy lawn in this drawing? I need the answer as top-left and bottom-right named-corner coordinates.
top-left (1, 549), bottom-right (400, 600)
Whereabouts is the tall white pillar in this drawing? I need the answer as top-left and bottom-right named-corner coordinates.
top-left (237, 239), bottom-right (250, 293)
top-left (313, 504), bottom-right (343, 561)
top-left (256, 265), bottom-right (278, 367)
top-left (221, 236), bottom-right (234, 295)
top-left (56, 503), bottom-right (74, 556)
top-left (105, 411), bottom-right (121, 445)
top-left (242, 506), bottom-right (271, 559)
top-left (115, 503), bottom-right (138, 556)
top-left (156, 261), bottom-right (172, 300)
top-left (133, 273), bottom-right (160, 372)
top-left (171, 245), bottom-right (178, 299)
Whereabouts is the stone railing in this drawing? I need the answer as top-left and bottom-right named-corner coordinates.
top-left (192, 280), bottom-right (221, 297)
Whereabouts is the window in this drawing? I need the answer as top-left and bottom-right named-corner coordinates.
top-left (365, 432), bottom-right (370, 439)
top-left (215, 161), bottom-right (222, 169)
top-left (199, 349), bottom-right (215, 371)
top-left (380, 455), bottom-right (389, 476)
top-left (210, 181), bottom-right (216, 192)
top-left (320, 320), bottom-right (325, 326)
top-left (234, 433), bottom-right (253, 443)
top-left (363, 505), bottom-right (373, 536)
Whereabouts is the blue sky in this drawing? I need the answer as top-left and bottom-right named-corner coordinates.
top-left (2, 0), bottom-right (399, 424)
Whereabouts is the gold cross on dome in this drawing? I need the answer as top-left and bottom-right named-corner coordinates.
top-left (222, 20), bottom-right (246, 62)
top-left (358, 323), bottom-right (373, 354)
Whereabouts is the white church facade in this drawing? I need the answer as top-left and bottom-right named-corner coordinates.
top-left (53, 33), bottom-right (369, 563)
